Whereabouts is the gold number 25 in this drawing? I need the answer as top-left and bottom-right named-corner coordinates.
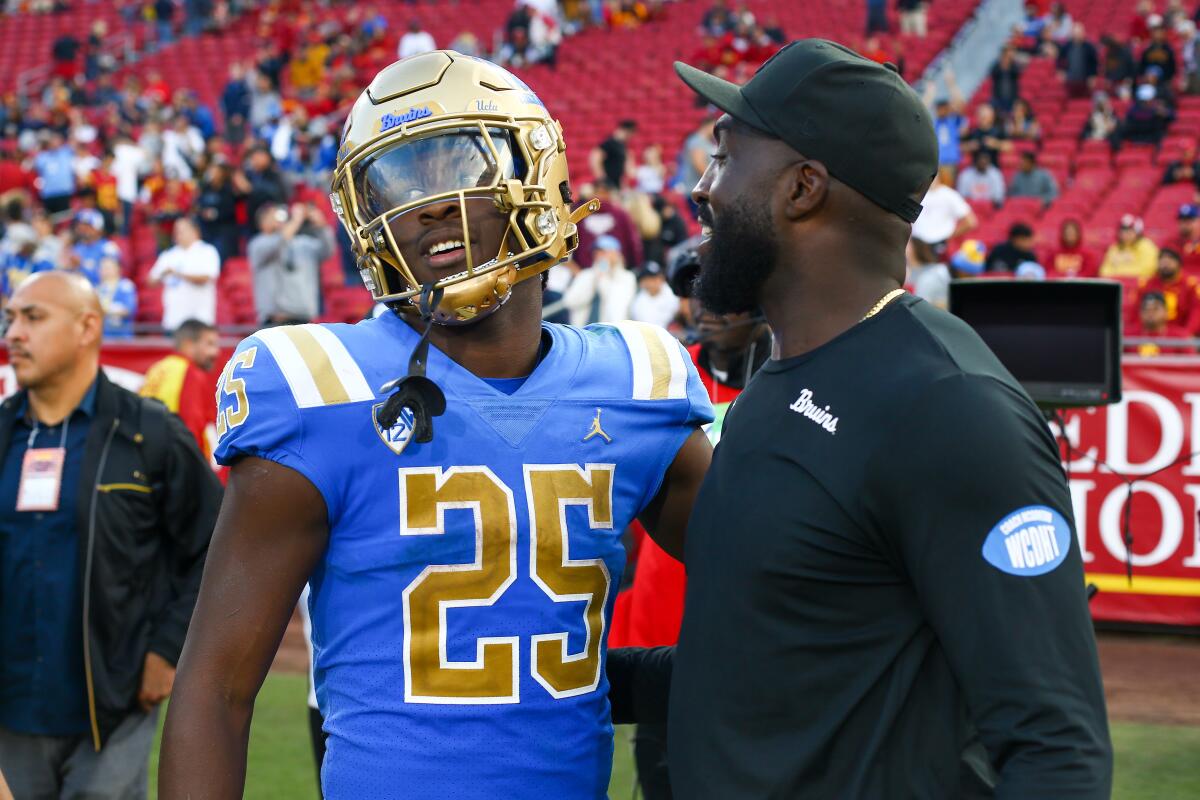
top-left (399, 464), bottom-right (614, 704)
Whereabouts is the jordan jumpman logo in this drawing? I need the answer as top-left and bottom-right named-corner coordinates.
top-left (583, 408), bottom-right (612, 443)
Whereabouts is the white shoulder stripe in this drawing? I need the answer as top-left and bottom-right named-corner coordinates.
top-left (305, 324), bottom-right (375, 402)
top-left (613, 321), bottom-right (688, 401)
top-left (255, 325), bottom-right (375, 408)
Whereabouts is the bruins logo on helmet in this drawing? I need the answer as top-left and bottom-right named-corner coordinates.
top-left (330, 51), bottom-right (598, 325)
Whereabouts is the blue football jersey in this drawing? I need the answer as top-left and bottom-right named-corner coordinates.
top-left (214, 311), bottom-right (712, 799)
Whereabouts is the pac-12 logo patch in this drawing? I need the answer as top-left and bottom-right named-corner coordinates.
top-left (372, 402), bottom-right (417, 455)
top-left (981, 505), bottom-right (1071, 576)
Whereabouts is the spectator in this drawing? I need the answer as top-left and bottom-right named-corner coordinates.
top-left (148, 217), bottom-right (220, 331)
top-left (28, 212), bottom-right (63, 269)
top-left (1169, 203), bottom-right (1200, 273)
top-left (960, 103), bottom-right (1010, 167)
top-left (195, 160), bottom-right (241, 263)
top-left (897, 0), bottom-right (928, 38)
top-left (635, 144), bottom-right (667, 195)
top-left (674, 117), bottom-right (715, 197)
top-left (247, 202), bottom-right (332, 326)
top-left (1083, 91), bottom-right (1121, 144)
top-left (906, 237), bottom-right (951, 308)
top-left (1122, 83), bottom-right (1174, 146)
top-left (83, 152), bottom-right (120, 236)
top-left (563, 235), bottom-right (637, 325)
top-left (0, 197), bottom-right (34, 255)
top-left (161, 114), bottom-right (205, 182)
top-left (96, 256), bottom-right (137, 337)
top-left (0, 271), bottom-right (219, 800)
top-left (1101, 34), bottom-right (1137, 95)
top-left (71, 209), bottom-right (118, 283)
top-left (701, 0), bottom-right (734, 37)
top-left (1044, 2), bottom-right (1073, 44)
top-left (0, 239), bottom-right (51, 299)
top-left (590, 119), bottom-right (638, 188)
top-left (1130, 0), bottom-right (1155, 44)
top-left (1139, 247), bottom-right (1200, 332)
top-left (1126, 291), bottom-right (1194, 354)
top-left (986, 223), bottom-right (1039, 273)
top-left (865, 0), bottom-right (888, 35)
top-left (449, 31), bottom-right (482, 57)
top-left (247, 72), bottom-right (282, 134)
top-left (221, 63), bottom-right (251, 142)
top-left (239, 145), bottom-right (289, 230)
top-left (1181, 21), bottom-right (1200, 94)
top-left (1046, 219), bottom-right (1097, 277)
top-left (1057, 23), bottom-right (1100, 98)
top-left (31, 131), bottom-right (76, 215)
top-left (574, 181), bottom-right (643, 269)
top-left (1006, 98), bottom-right (1042, 141)
top-left (956, 151), bottom-right (1006, 207)
top-left (629, 261), bottom-right (680, 329)
top-left (398, 19), bottom-right (436, 60)
top-left (1008, 152), bottom-right (1059, 206)
top-left (911, 166), bottom-right (977, 257)
top-left (175, 90), bottom-right (215, 141)
top-left (990, 46), bottom-right (1022, 113)
top-left (497, 26), bottom-right (538, 68)
top-left (1163, 147), bottom-right (1200, 186)
top-left (50, 32), bottom-right (80, 80)
top-left (647, 195), bottom-right (690, 267)
top-left (1140, 22), bottom-right (1178, 83)
top-left (155, 0), bottom-right (177, 43)
top-left (926, 70), bottom-right (966, 167)
top-left (527, 4), bottom-right (563, 66)
top-left (1100, 215), bottom-right (1159, 278)
top-left (140, 318), bottom-right (222, 464)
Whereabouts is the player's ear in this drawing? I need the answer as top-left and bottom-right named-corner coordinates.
top-left (781, 159), bottom-right (829, 221)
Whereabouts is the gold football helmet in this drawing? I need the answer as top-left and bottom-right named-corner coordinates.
top-left (330, 50), bottom-right (597, 324)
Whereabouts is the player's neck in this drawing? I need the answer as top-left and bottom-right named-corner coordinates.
top-left (762, 259), bottom-right (901, 361)
top-left (419, 282), bottom-right (545, 379)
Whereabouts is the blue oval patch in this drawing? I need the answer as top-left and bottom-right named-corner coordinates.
top-left (981, 505), bottom-right (1072, 576)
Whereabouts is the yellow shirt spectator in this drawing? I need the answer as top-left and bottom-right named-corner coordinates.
top-left (1100, 219), bottom-right (1159, 279)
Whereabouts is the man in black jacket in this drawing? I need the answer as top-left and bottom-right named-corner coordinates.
top-left (0, 272), bottom-right (221, 799)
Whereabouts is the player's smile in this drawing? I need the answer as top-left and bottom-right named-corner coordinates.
top-left (390, 197), bottom-right (509, 285)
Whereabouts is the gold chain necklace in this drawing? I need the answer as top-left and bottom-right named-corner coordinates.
top-left (861, 288), bottom-right (906, 322)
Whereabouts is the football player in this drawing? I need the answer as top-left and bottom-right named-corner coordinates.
top-left (159, 52), bottom-right (713, 799)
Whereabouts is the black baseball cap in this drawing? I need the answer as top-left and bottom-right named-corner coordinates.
top-left (675, 39), bottom-right (938, 224)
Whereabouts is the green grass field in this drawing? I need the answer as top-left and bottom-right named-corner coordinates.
top-left (147, 673), bottom-right (1200, 799)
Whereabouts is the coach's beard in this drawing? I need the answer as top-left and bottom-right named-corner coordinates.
top-left (695, 200), bottom-right (778, 315)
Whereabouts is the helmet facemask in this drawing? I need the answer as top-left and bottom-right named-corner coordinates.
top-left (333, 116), bottom-right (578, 325)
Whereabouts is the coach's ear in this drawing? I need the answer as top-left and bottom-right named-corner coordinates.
top-left (781, 158), bottom-right (830, 221)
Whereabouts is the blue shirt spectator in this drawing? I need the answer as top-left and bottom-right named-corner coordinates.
top-left (71, 210), bottom-right (117, 284)
top-left (934, 105), bottom-right (965, 166)
top-left (0, 381), bottom-right (96, 736)
top-left (0, 250), bottom-right (53, 297)
top-left (32, 138), bottom-right (76, 210)
top-left (97, 259), bottom-right (138, 338)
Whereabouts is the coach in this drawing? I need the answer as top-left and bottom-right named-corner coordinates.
top-left (667, 41), bottom-right (1112, 797)
top-left (0, 272), bottom-right (220, 798)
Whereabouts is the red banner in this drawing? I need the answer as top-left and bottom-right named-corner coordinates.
top-left (0, 339), bottom-right (234, 398)
top-left (2, 344), bottom-right (1198, 626)
top-left (1059, 358), bottom-right (1200, 627)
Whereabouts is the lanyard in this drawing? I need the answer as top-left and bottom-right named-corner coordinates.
top-left (28, 413), bottom-right (71, 451)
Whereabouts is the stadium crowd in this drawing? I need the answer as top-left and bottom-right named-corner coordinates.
top-left (909, 0), bottom-right (1200, 354)
top-left (0, 0), bottom-right (1196, 357)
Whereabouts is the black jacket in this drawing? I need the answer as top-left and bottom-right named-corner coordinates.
top-left (0, 371), bottom-right (221, 748)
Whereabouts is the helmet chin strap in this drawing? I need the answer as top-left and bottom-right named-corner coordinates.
top-left (377, 283), bottom-right (447, 443)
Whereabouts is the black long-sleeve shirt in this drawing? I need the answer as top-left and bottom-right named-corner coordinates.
top-left (665, 295), bottom-right (1112, 798)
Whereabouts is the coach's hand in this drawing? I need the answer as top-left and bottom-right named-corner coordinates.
top-left (139, 652), bottom-right (177, 712)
